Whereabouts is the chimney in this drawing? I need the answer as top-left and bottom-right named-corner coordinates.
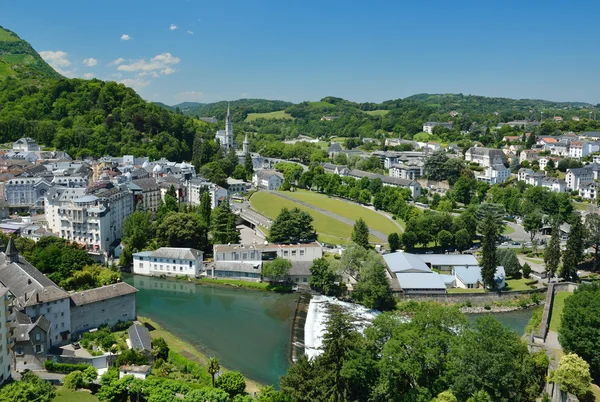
top-left (36, 292), bottom-right (40, 303)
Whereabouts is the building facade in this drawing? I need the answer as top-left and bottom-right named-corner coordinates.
top-left (253, 170), bottom-right (284, 190)
top-left (132, 247), bottom-right (203, 278)
top-left (5, 177), bottom-right (51, 210)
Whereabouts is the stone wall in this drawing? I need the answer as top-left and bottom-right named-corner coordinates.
top-left (536, 282), bottom-right (578, 341)
top-left (399, 287), bottom-right (547, 305)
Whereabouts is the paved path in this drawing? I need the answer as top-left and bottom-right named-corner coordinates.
top-left (270, 191), bottom-right (389, 242)
top-left (546, 330), bottom-right (562, 352)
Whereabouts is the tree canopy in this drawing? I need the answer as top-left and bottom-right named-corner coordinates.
top-left (268, 207), bottom-right (317, 244)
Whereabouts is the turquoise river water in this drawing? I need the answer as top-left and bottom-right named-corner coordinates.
top-left (126, 275), bottom-right (535, 386)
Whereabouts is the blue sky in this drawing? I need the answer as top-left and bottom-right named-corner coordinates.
top-left (3, 0), bottom-right (599, 105)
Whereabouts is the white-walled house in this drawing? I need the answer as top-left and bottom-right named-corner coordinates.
top-left (566, 167), bottom-right (594, 190)
top-left (474, 164), bottom-right (510, 184)
top-left (132, 248), bottom-right (203, 278)
top-left (119, 365), bottom-right (151, 380)
top-left (579, 182), bottom-right (598, 200)
top-left (253, 170), bottom-right (284, 190)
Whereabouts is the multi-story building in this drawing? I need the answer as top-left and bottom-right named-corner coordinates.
top-left (129, 178), bottom-right (161, 212)
top-left (389, 160), bottom-right (424, 180)
top-left (579, 182), bottom-right (598, 200)
top-left (465, 147), bottom-right (507, 167)
top-left (5, 177), bottom-right (51, 211)
top-left (226, 178), bottom-right (247, 195)
top-left (187, 178), bottom-right (228, 209)
top-left (422, 122), bottom-right (453, 134)
top-left (566, 167), bottom-right (594, 191)
top-left (253, 170), bottom-right (284, 190)
top-left (474, 164), bottom-right (510, 185)
top-left (12, 137), bottom-right (41, 152)
top-left (519, 150), bottom-right (541, 164)
top-left (541, 177), bottom-right (567, 193)
top-left (44, 184), bottom-right (133, 256)
top-left (132, 247), bottom-right (204, 278)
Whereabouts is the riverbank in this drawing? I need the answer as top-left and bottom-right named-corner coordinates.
top-left (137, 316), bottom-right (261, 394)
top-left (132, 273), bottom-right (292, 293)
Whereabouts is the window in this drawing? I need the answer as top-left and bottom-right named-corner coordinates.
top-left (291, 250), bottom-right (297, 256)
top-left (173, 267), bottom-right (176, 271)
top-left (173, 259), bottom-right (176, 263)
top-left (300, 249), bottom-right (305, 256)
top-left (283, 250), bottom-right (289, 257)
top-left (189, 261), bottom-right (192, 267)
top-left (35, 333), bottom-right (40, 341)
top-left (35, 345), bottom-right (43, 353)
top-left (180, 267), bottom-right (183, 271)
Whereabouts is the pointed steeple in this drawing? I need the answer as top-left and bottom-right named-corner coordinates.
top-left (5, 237), bottom-right (18, 263)
top-left (243, 133), bottom-right (249, 155)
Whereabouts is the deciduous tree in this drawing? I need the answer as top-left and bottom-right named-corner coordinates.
top-left (268, 208), bottom-right (316, 244)
top-left (262, 257), bottom-right (292, 282)
top-left (351, 218), bottom-right (371, 249)
top-left (548, 353), bottom-right (592, 399)
top-left (544, 220), bottom-right (561, 278)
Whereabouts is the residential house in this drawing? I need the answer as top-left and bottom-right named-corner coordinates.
top-left (566, 167), bottom-right (593, 190)
top-left (12, 138), bottom-right (41, 152)
top-left (520, 149), bottom-right (541, 164)
top-left (327, 143), bottom-right (343, 158)
top-left (12, 311), bottom-right (50, 371)
top-left (548, 140), bottom-right (570, 157)
top-left (119, 365), bottom-right (151, 380)
top-left (579, 182), bottom-right (598, 200)
top-left (389, 160), bottom-right (424, 180)
top-left (227, 178), bottom-right (246, 195)
top-left (132, 247), bottom-right (203, 278)
top-left (526, 172), bottom-right (546, 187)
top-left (541, 177), bottom-right (567, 193)
top-left (518, 168), bottom-right (535, 182)
top-left (465, 147), bottom-right (507, 167)
top-left (127, 323), bottom-right (153, 362)
top-left (252, 170), bottom-right (284, 190)
top-left (474, 164), bottom-right (511, 185)
top-left (568, 141), bottom-right (588, 159)
top-left (129, 178), bottom-right (161, 212)
top-left (423, 122), bottom-right (453, 134)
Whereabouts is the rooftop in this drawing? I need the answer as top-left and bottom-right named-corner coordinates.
top-left (133, 247), bottom-right (202, 261)
top-left (396, 272), bottom-right (447, 290)
top-left (70, 282), bottom-right (137, 306)
top-left (128, 323), bottom-right (152, 352)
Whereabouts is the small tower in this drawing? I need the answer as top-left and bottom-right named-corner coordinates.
top-left (243, 133), bottom-right (249, 155)
top-left (5, 237), bottom-right (18, 263)
top-left (225, 103), bottom-right (233, 149)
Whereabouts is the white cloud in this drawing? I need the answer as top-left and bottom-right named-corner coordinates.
top-left (169, 24), bottom-right (178, 31)
top-left (118, 52), bottom-right (180, 73)
top-left (176, 91), bottom-right (203, 101)
top-left (108, 58), bottom-right (125, 66)
top-left (119, 78), bottom-right (150, 91)
top-left (110, 73), bottom-right (122, 78)
top-left (82, 57), bottom-right (98, 67)
top-left (40, 50), bottom-right (77, 77)
top-left (83, 73), bottom-right (95, 79)
top-left (121, 34), bottom-right (131, 41)
top-left (186, 30), bottom-right (194, 35)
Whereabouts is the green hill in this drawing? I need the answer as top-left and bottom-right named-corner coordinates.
top-left (0, 25), bottom-right (62, 80)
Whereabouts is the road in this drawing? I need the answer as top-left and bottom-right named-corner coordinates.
top-left (271, 191), bottom-right (390, 242)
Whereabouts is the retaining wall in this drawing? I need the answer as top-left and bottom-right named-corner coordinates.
top-left (399, 287), bottom-right (547, 305)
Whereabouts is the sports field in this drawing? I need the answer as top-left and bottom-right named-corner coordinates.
top-left (279, 190), bottom-right (401, 235)
top-left (250, 191), bottom-right (379, 245)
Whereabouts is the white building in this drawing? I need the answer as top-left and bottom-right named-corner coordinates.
top-left (389, 160), bottom-right (424, 180)
top-left (132, 247), bottom-right (203, 278)
top-left (253, 170), bottom-right (284, 190)
top-left (465, 147), bottom-right (507, 167)
top-left (187, 179), bottom-right (228, 209)
top-left (422, 122), bottom-right (453, 134)
top-left (568, 141), bottom-right (587, 159)
top-left (474, 164), bottom-right (510, 185)
top-left (5, 177), bottom-right (51, 210)
top-left (215, 105), bottom-right (236, 150)
top-left (227, 178), bottom-right (246, 195)
top-left (44, 184), bottom-right (134, 256)
top-left (13, 138), bottom-right (41, 152)
top-left (119, 365), bottom-right (151, 380)
top-left (579, 182), bottom-right (598, 200)
top-left (566, 167), bottom-right (594, 191)
top-left (541, 177), bottom-right (567, 193)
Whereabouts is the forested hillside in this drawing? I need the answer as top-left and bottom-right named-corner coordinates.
top-left (0, 26), bottom-right (61, 80)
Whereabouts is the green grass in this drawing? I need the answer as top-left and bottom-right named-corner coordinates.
top-left (245, 110), bottom-right (294, 121)
top-left (503, 225), bottom-right (515, 235)
top-left (309, 101), bottom-right (335, 109)
top-left (54, 388), bottom-right (99, 402)
top-left (363, 109), bottom-right (390, 116)
top-left (0, 28), bottom-right (19, 42)
top-left (278, 190), bottom-right (401, 236)
top-left (251, 192), bottom-right (379, 245)
top-left (574, 201), bottom-right (591, 211)
top-left (522, 256), bottom-right (544, 264)
top-left (1, 54), bottom-right (34, 64)
top-left (549, 291), bottom-right (572, 332)
top-left (447, 288), bottom-right (485, 294)
top-left (505, 278), bottom-right (535, 291)
top-left (0, 62), bottom-right (16, 78)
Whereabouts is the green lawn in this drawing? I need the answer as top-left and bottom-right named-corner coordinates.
top-left (447, 288), bottom-right (485, 294)
top-left (278, 190), bottom-right (401, 236)
top-left (505, 278), bottom-right (535, 291)
top-left (522, 256), bottom-right (544, 264)
top-left (0, 62), bottom-right (16, 78)
top-left (549, 291), bottom-right (572, 332)
top-left (574, 201), bottom-right (592, 211)
top-left (54, 388), bottom-right (99, 402)
top-left (503, 225), bottom-right (515, 235)
top-left (251, 191), bottom-right (379, 245)
top-left (245, 110), bottom-right (294, 121)
top-left (363, 109), bottom-right (390, 116)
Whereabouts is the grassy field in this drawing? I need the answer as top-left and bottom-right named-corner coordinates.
top-left (549, 291), bottom-right (572, 332)
top-left (54, 388), bottom-right (99, 402)
top-left (503, 225), bottom-right (515, 235)
top-left (505, 278), bottom-right (535, 291)
top-left (522, 256), bottom-right (544, 264)
top-left (1, 54), bottom-right (33, 64)
top-left (251, 192), bottom-right (379, 245)
top-left (363, 109), bottom-right (390, 116)
top-left (0, 28), bottom-right (19, 41)
top-left (245, 110), bottom-right (294, 121)
top-left (278, 190), bottom-right (401, 235)
top-left (0, 62), bottom-right (16, 78)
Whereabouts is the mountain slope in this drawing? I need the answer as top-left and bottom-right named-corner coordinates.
top-left (0, 26), bottom-right (62, 80)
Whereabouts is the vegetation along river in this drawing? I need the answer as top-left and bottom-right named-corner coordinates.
top-left (126, 275), bottom-right (534, 385)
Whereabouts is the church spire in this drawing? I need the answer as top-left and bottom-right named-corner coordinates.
top-left (243, 133), bottom-right (249, 155)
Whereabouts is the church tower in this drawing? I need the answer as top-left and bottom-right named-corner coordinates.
top-left (225, 103), bottom-right (233, 148)
top-left (243, 133), bottom-right (249, 155)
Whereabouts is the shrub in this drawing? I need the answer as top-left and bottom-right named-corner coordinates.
top-left (464, 299), bottom-right (472, 308)
top-left (217, 371), bottom-right (246, 397)
top-left (111, 320), bottom-right (133, 332)
top-left (63, 370), bottom-right (84, 390)
top-left (522, 263), bottom-right (532, 279)
top-left (484, 304), bottom-right (491, 310)
top-left (44, 361), bottom-right (90, 373)
top-left (525, 280), bottom-right (538, 286)
top-left (83, 365), bottom-right (98, 383)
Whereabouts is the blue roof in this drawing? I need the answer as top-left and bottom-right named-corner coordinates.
top-left (439, 274), bottom-right (455, 285)
top-left (396, 272), bottom-right (446, 290)
top-left (454, 266), bottom-right (482, 285)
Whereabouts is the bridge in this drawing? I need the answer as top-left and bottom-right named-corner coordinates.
top-left (237, 209), bottom-right (273, 229)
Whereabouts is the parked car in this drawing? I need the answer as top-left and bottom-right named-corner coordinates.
top-left (512, 241), bottom-right (521, 246)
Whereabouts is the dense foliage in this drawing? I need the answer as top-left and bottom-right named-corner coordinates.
top-left (268, 207), bottom-right (317, 244)
top-left (0, 370), bottom-right (56, 402)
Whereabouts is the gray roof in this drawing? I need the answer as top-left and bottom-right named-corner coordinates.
top-left (454, 266), bottom-right (482, 285)
top-left (396, 272), bottom-right (447, 290)
top-left (214, 261), bottom-right (262, 274)
top-left (289, 261), bottom-right (312, 276)
top-left (135, 247), bottom-right (202, 261)
top-left (13, 315), bottom-right (50, 342)
top-left (132, 178), bottom-right (159, 191)
top-left (383, 252), bottom-right (431, 273)
top-left (349, 169), bottom-right (417, 188)
top-left (420, 254), bottom-right (479, 267)
top-left (70, 282), bottom-right (138, 306)
top-left (327, 143), bottom-right (343, 153)
top-left (255, 170), bottom-right (283, 180)
top-left (128, 323), bottom-right (152, 352)
top-left (466, 147), bottom-right (507, 159)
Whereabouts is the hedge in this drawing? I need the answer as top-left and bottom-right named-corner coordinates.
top-left (44, 360), bottom-right (91, 373)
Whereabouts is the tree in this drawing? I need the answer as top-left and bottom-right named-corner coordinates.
top-left (388, 232), bottom-right (400, 252)
top-left (0, 371), bottom-right (56, 402)
top-left (63, 370), bottom-right (84, 390)
top-left (496, 248), bottom-right (521, 278)
top-left (200, 192), bottom-right (212, 227)
top-left (262, 257), bottom-right (291, 282)
top-left (585, 212), bottom-right (600, 271)
top-left (309, 258), bottom-right (336, 294)
top-left (559, 284), bottom-right (600, 378)
top-left (156, 213), bottom-right (208, 250)
top-left (217, 371), bottom-right (246, 398)
top-left (522, 262), bottom-right (532, 278)
top-left (561, 214), bottom-right (584, 282)
top-left (424, 150), bottom-right (450, 181)
top-left (523, 211), bottom-right (543, 242)
top-left (256, 385), bottom-right (296, 402)
top-left (83, 365), bottom-right (98, 383)
top-left (548, 353), bottom-right (592, 399)
top-left (352, 257), bottom-right (395, 310)
top-left (401, 231), bottom-right (417, 250)
top-left (454, 229), bottom-right (471, 253)
top-left (351, 218), bottom-right (370, 249)
top-left (184, 387), bottom-right (229, 402)
top-left (544, 220), bottom-right (561, 278)
top-left (232, 164), bottom-right (247, 180)
top-left (152, 337), bottom-right (169, 361)
top-left (268, 208), bottom-right (316, 243)
top-left (434, 390), bottom-right (458, 402)
top-left (207, 358), bottom-right (221, 387)
top-left (480, 212), bottom-right (499, 289)
top-left (438, 230), bottom-right (453, 252)
top-left (123, 210), bottom-right (154, 251)
top-left (211, 203), bottom-right (241, 245)
top-left (244, 152), bottom-right (254, 181)
top-left (476, 203), bottom-right (505, 236)
top-left (466, 390), bottom-right (492, 402)
top-left (167, 184), bottom-right (178, 199)
top-left (157, 194), bottom-right (179, 224)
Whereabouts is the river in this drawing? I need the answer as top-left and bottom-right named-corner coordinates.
top-left (125, 275), bottom-right (298, 386)
top-left (126, 275), bottom-right (535, 386)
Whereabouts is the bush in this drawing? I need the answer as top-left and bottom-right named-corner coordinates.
top-left (217, 371), bottom-right (246, 397)
top-left (44, 361), bottom-right (90, 373)
top-left (111, 320), bottom-right (133, 332)
top-left (525, 279), bottom-right (538, 286)
top-left (63, 370), bottom-right (84, 390)
top-left (484, 304), bottom-right (491, 310)
top-left (83, 365), bottom-right (98, 383)
top-left (522, 263), bottom-right (532, 279)
top-left (464, 299), bottom-right (472, 308)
